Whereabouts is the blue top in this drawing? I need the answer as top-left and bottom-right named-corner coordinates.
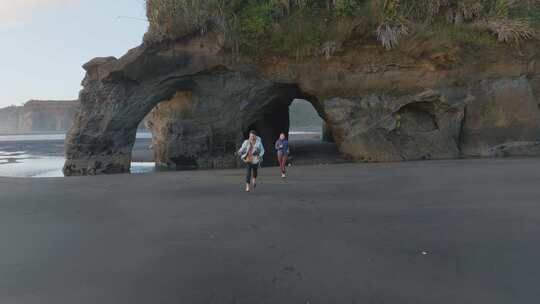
top-left (275, 139), bottom-right (289, 154)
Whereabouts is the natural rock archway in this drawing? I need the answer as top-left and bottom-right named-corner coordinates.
top-left (144, 77), bottom-right (314, 170)
top-left (63, 37), bottom-right (317, 175)
top-left (63, 33), bottom-right (540, 176)
top-left (146, 94), bottom-right (333, 169)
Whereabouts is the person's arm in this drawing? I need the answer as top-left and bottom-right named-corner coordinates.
top-left (275, 140), bottom-right (280, 151)
top-left (259, 140), bottom-right (265, 157)
top-left (238, 141), bottom-right (247, 155)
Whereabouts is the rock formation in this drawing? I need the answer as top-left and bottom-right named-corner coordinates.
top-left (63, 29), bottom-right (540, 175)
top-left (0, 106), bottom-right (23, 133)
top-left (323, 90), bottom-right (465, 162)
top-left (0, 100), bottom-right (79, 133)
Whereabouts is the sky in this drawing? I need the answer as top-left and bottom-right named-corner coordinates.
top-left (0, 0), bottom-right (148, 107)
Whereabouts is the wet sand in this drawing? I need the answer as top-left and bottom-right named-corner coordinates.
top-left (1, 158), bottom-right (540, 303)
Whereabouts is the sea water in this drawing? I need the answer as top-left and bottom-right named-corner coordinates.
top-left (0, 133), bottom-right (155, 178)
top-left (0, 155), bottom-right (155, 178)
top-left (0, 132), bottom-right (153, 142)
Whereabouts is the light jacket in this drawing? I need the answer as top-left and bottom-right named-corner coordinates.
top-left (238, 136), bottom-right (265, 164)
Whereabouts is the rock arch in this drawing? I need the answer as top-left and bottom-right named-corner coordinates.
top-left (63, 40), bottom-right (322, 175)
top-left (63, 35), bottom-right (540, 176)
top-left (144, 76), bottom-right (317, 170)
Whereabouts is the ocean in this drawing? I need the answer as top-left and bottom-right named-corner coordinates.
top-left (0, 133), bottom-right (155, 178)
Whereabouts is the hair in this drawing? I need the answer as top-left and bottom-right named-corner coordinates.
top-left (249, 130), bottom-right (257, 136)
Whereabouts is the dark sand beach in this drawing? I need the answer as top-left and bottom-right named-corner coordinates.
top-left (1, 158), bottom-right (540, 303)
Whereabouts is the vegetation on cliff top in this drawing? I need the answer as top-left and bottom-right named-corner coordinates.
top-left (145, 0), bottom-right (539, 58)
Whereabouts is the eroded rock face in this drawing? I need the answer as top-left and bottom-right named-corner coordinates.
top-left (63, 38), bottom-right (310, 175)
top-left (485, 142), bottom-right (540, 158)
top-left (63, 33), bottom-right (540, 175)
top-left (145, 75), bottom-right (301, 170)
top-left (461, 77), bottom-right (539, 156)
top-left (323, 90), bottom-right (465, 161)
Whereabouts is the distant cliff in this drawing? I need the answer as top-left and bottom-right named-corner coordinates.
top-left (0, 100), bottom-right (79, 134)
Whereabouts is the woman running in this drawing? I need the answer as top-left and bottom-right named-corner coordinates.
top-left (275, 132), bottom-right (289, 178)
top-left (238, 130), bottom-right (265, 192)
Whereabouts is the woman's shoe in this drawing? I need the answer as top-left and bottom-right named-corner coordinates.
top-left (245, 185), bottom-right (250, 192)
top-left (281, 173), bottom-right (286, 178)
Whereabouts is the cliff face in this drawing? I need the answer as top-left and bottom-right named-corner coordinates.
top-left (0, 100), bottom-right (79, 133)
top-left (0, 106), bottom-right (22, 133)
top-left (63, 32), bottom-right (540, 175)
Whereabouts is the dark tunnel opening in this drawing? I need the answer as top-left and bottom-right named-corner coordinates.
top-left (243, 98), bottom-right (344, 167)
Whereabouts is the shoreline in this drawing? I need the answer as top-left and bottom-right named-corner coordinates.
top-left (0, 131), bottom-right (339, 178)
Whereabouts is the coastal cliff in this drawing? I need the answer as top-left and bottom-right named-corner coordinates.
top-left (64, 0), bottom-right (540, 175)
top-left (0, 100), bottom-right (79, 134)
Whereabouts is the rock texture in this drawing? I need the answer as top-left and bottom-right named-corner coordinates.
top-left (145, 83), bottom-right (301, 170)
top-left (0, 100), bottom-right (79, 133)
top-left (323, 90), bottom-right (465, 161)
top-left (485, 142), bottom-right (540, 158)
top-left (460, 77), bottom-right (539, 156)
top-left (63, 32), bottom-right (540, 175)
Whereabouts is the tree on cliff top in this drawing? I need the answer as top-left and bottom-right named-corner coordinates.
top-left (145, 0), bottom-right (539, 56)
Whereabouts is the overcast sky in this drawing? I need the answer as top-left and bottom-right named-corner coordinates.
top-left (0, 0), bottom-right (148, 107)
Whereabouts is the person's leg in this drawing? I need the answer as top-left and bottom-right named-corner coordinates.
top-left (252, 164), bottom-right (258, 188)
top-left (278, 152), bottom-right (286, 177)
top-left (245, 164), bottom-right (252, 192)
top-left (277, 152), bottom-right (284, 174)
top-left (282, 154), bottom-right (288, 176)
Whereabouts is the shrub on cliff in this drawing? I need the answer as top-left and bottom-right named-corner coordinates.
top-left (146, 0), bottom-right (223, 40)
top-left (145, 0), bottom-right (539, 57)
